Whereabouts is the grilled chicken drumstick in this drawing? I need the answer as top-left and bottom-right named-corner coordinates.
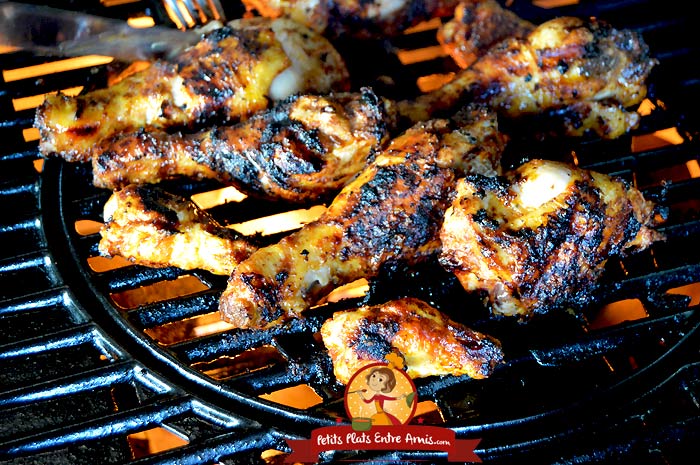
top-left (39, 15), bottom-right (654, 200)
top-left (99, 185), bottom-right (258, 276)
top-left (218, 106), bottom-right (507, 329)
top-left (438, 0), bottom-right (534, 69)
top-left (400, 16), bottom-right (657, 139)
top-left (35, 17), bottom-right (349, 163)
top-left (241, 0), bottom-right (461, 39)
top-left (439, 159), bottom-right (665, 320)
top-left (91, 88), bottom-right (392, 203)
top-left (321, 297), bottom-right (504, 383)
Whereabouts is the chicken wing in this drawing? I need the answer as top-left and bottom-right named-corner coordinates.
top-left (241, 0), bottom-right (461, 39)
top-left (438, 0), bottom-right (534, 69)
top-left (438, 159), bottom-right (665, 320)
top-left (35, 17), bottom-right (349, 163)
top-left (400, 16), bottom-right (657, 139)
top-left (91, 88), bottom-right (392, 203)
top-left (218, 106), bottom-right (506, 329)
top-left (321, 297), bottom-right (504, 383)
top-left (99, 185), bottom-right (258, 276)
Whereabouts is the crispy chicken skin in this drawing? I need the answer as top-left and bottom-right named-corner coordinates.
top-left (438, 0), bottom-right (534, 69)
top-left (400, 16), bottom-right (657, 139)
top-left (99, 185), bottom-right (258, 276)
top-left (321, 297), bottom-right (504, 383)
top-left (436, 104), bottom-right (507, 177)
top-left (91, 89), bottom-right (392, 203)
top-left (241, 0), bottom-right (460, 39)
top-left (439, 159), bottom-right (665, 320)
top-left (35, 17), bottom-right (349, 163)
top-left (219, 108), bottom-right (506, 329)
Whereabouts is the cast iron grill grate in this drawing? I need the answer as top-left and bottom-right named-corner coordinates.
top-left (1, 0), bottom-right (699, 464)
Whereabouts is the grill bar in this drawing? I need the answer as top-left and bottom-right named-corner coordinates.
top-left (1, 395), bottom-right (198, 456)
top-left (97, 266), bottom-right (193, 294)
top-left (527, 308), bottom-right (697, 367)
top-left (0, 360), bottom-right (141, 407)
top-left (582, 143), bottom-right (700, 176)
top-left (0, 324), bottom-right (101, 359)
top-left (0, 288), bottom-right (70, 317)
top-left (126, 291), bottom-right (221, 328)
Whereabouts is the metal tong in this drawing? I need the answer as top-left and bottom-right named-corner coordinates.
top-left (0, 2), bottom-right (200, 62)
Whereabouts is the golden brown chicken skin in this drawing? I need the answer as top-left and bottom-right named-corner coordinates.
top-left (218, 108), bottom-right (506, 329)
top-left (400, 16), bottom-right (657, 139)
top-left (242, 0), bottom-right (461, 39)
top-left (35, 17), bottom-right (349, 163)
top-left (321, 297), bottom-right (504, 384)
top-left (438, 0), bottom-right (534, 69)
top-left (438, 159), bottom-right (665, 320)
top-left (99, 185), bottom-right (258, 276)
top-left (91, 88), bottom-right (392, 203)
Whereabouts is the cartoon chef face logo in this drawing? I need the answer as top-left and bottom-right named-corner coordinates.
top-left (344, 358), bottom-right (417, 430)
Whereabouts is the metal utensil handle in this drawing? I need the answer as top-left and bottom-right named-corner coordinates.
top-left (0, 2), bottom-right (197, 61)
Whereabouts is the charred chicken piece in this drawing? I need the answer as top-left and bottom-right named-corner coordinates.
top-left (218, 107), bottom-right (506, 329)
top-left (439, 159), bottom-right (665, 320)
top-left (99, 185), bottom-right (258, 276)
top-left (35, 17), bottom-right (349, 163)
top-left (438, 0), bottom-right (534, 69)
top-left (537, 100), bottom-right (647, 139)
top-left (400, 16), bottom-right (657, 139)
top-left (241, 0), bottom-right (461, 39)
top-left (91, 88), bottom-right (392, 203)
top-left (321, 297), bottom-right (504, 384)
top-left (436, 104), bottom-right (507, 177)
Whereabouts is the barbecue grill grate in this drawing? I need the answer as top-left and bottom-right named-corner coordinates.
top-left (1, 0), bottom-right (699, 464)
